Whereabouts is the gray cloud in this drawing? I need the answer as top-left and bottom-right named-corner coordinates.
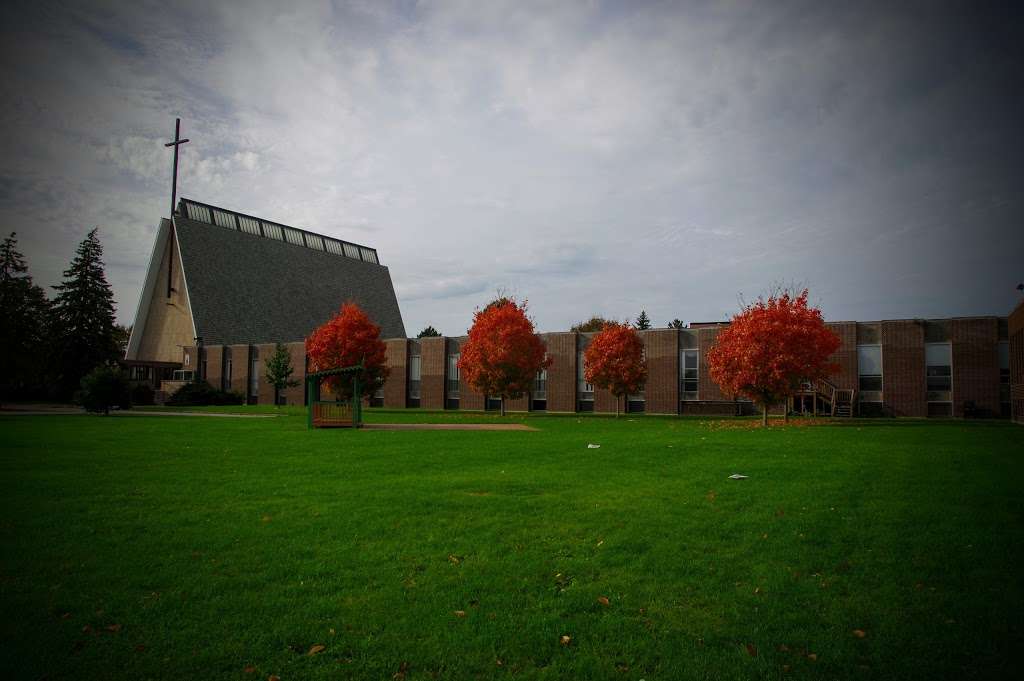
top-left (1, 0), bottom-right (1021, 335)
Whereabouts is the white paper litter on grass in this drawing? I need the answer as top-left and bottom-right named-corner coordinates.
top-left (587, 443), bottom-right (601, 449)
top-left (728, 474), bottom-right (748, 480)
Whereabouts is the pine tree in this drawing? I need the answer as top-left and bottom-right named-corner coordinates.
top-left (51, 229), bottom-right (120, 397)
top-left (265, 342), bottom-right (299, 406)
top-left (0, 233), bottom-right (50, 400)
top-left (668, 319), bottom-right (685, 329)
top-left (416, 325), bottom-right (441, 338)
top-left (634, 310), bottom-right (651, 330)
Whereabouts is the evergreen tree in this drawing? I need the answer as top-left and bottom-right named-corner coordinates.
top-left (265, 342), bottom-right (299, 406)
top-left (51, 229), bottom-right (120, 397)
top-left (668, 319), bottom-right (685, 329)
top-left (417, 325), bottom-right (441, 338)
top-left (0, 233), bottom-right (50, 401)
top-left (634, 310), bottom-right (651, 330)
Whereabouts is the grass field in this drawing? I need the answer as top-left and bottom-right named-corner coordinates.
top-left (1, 409), bottom-right (1021, 680)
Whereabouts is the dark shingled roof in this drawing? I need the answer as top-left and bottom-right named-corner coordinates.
top-left (174, 214), bottom-right (406, 345)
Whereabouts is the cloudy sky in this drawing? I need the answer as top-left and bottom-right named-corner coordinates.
top-left (1, 0), bottom-right (1022, 335)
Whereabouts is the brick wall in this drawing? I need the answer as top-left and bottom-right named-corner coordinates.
top-left (950, 318), bottom-right (1000, 416)
top-left (383, 339), bottom-right (408, 408)
top-left (1008, 301), bottom-right (1024, 424)
top-left (228, 344), bottom-right (250, 397)
top-left (505, 394), bottom-right (530, 412)
top-left (420, 337), bottom-right (446, 410)
top-left (881, 320), bottom-right (926, 417)
top-left (543, 333), bottom-right (577, 413)
top-left (205, 345), bottom-right (223, 390)
top-left (697, 328), bottom-right (728, 401)
top-left (641, 329), bottom-right (679, 414)
top-left (827, 322), bottom-right (858, 390)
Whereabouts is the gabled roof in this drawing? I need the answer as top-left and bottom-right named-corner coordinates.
top-left (172, 199), bottom-right (405, 345)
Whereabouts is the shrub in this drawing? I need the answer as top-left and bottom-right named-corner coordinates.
top-left (76, 364), bottom-right (131, 414)
top-left (130, 382), bottom-right (155, 406)
top-left (166, 381), bottom-right (244, 406)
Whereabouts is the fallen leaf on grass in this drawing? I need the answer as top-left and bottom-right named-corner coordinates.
top-left (268, 676), bottom-right (280, 681)
top-left (134, 644), bottom-right (146, 652)
top-left (105, 624), bottom-right (122, 633)
top-left (243, 665), bottom-right (256, 674)
top-left (453, 610), bottom-right (467, 618)
top-left (308, 644), bottom-right (325, 655)
top-left (60, 612), bottom-right (72, 620)
top-left (745, 643), bottom-right (757, 657)
top-left (852, 629), bottom-right (867, 638)
top-left (448, 554), bottom-right (462, 565)
top-left (806, 653), bottom-right (818, 662)
top-left (597, 596), bottom-right (610, 606)
top-left (393, 661), bottom-right (410, 679)
top-left (559, 635), bottom-right (572, 646)
top-left (261, 515), bottom-right (272, 523)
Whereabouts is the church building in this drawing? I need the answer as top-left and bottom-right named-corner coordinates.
top-left (123, 198), bottom-right (405, 398)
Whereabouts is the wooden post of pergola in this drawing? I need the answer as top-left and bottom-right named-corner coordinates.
top-left (306, 365), bottom-right (364, 429)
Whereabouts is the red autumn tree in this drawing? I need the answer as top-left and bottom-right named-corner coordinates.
top-left (305, 302), bottom-right (389, 399)
top-left (583, 322), bottom-right (648, 417)
top-left (457, 297), bottom-right (550, 416)
top-left (707, 289), bottom-right (840, 427)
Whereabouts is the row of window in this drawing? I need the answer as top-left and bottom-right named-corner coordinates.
top-left (405, 342), bottom-right (1011, 405)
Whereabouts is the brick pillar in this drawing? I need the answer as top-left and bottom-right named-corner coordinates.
top-left (420, 337), bottom-right (446, 409)
top-left (697, 328), bottom-right (728, 401)
top-left (641, 329), bottom-right (679, 415)
top-left (228, 344), bottom-right (249, 396)
top-left (543, 333), bottom-right (577, 413)
top-left (205, 345), bottom-right (224, 389)
top-left (383, 339), bottom-right (408, 408)
top-left (827, 322), bottom-right (858, 390)
top-left (951, 318), bottom-right (1000, 417)
top-left (881, 320), bottom-right (926, 417)
top-left (1010, 301), bottom-right (1024, 424)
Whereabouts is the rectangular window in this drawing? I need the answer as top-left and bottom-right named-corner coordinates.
top-left (577, 352), bottom-right (593, 400)
top-left (858, 345), bottom-right (882, 402)
top-left (999, 342), bottom-right (1010, 404)
top-left (925, 343), bottom-right (952, 402)
top-left (408, 355), bottom-right (421, 399)
top-left (680, 349), bottom-right (698, 400)
top-left (534, 368), bottom-right (547, 399)
top-left (249, 348), bottom-right (259, 398)
top-left (224, 350), bottom-right (233, 391)
top-left (447, 353), bottom-right (460, 397)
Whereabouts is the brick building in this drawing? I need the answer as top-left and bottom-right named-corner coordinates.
top-left (186, 317), bottom-right (1010, 418)
top-left (126, 199), bottom-right (1016, 418)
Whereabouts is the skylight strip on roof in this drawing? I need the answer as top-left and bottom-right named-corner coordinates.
top-left (178, 198), bottom-right (380, 265)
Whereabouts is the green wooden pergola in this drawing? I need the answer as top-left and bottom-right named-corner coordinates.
top-left (306, 365), bottom-right (364, 429)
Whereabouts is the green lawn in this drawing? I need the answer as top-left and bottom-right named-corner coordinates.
top-left (1, 410), bottom-right (1021, 680)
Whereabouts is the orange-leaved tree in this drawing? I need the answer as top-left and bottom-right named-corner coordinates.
top-left (707, 289), bottom-right (840, 427)
top-left (305, 302), bottom-right (388, 399)
top-left (583, 322), bottom-right (648, 417)
top-left (457, 297), bottom-right (550, 416)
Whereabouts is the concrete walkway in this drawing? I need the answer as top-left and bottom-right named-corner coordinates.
top-left (362, 423), bottom-right (537, 431)
top-left (1, 407), bottom-right (276, 418)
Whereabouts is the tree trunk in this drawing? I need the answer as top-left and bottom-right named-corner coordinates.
top-left (784, 397), bottom-right (789, 423)
top-left (500, 397), bottom-right (505, 417)
top-left (762, 403), bottom-right (768, 427)
top-left (615, 394), bottom-right (620, 418)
